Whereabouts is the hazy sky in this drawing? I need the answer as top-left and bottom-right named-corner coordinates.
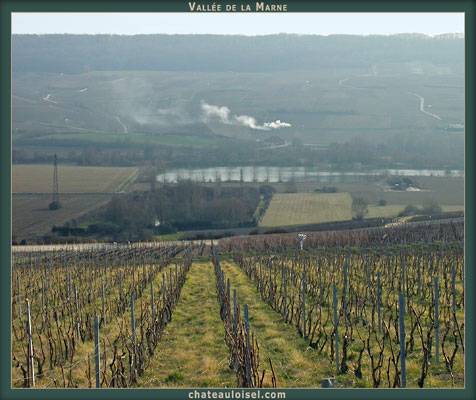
top-left (12, 12), bottom-right (464, 36)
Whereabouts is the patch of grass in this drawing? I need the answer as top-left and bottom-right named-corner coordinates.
top-left (165, 372), bottom-right (184, 383)
top-left (154, 232), bottom-right (185, 241)
top-left (136, 262), bottom-right (235, 388)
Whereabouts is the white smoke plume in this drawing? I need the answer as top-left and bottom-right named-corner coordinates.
top-left (201, 101), bottom-right (292, 131)
top-left (201, 102), bottom-right (231, 123)
top-left (263, 120), bottom-right (292, 129)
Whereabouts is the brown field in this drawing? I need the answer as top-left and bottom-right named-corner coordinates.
top-left (338, 178), bottom-right (464, 207)
top-left (12, 193), bottom-right (113, 242)
top-left (190, 176), bottom-right (464, 207)
top-left (367, 204), bottom-right (463, 219)
top-left (12, 164), bottom-right (139, 193)
top-left (260, 192), bottom-right (464, 228)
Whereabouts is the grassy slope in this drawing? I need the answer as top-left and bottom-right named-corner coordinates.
top-left (219, 260), bottom-right (334, 388)
top-left (136, 262), bottom-right (235, 388)
top-left (12, 67), bottom-right (463, 145)
top-left (260, 189), bottom-right (464, 228)
top-left (260, 193), bottom-right (353, 227)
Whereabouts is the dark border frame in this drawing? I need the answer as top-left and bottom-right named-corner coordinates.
top-left (1, 1), bottom-right (474, 399)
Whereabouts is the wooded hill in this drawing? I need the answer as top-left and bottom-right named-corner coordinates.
top-left (12, 33), bottom-right (463, 74)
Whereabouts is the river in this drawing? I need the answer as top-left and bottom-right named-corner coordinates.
top-left (156, 166), bottom-right (463, 184)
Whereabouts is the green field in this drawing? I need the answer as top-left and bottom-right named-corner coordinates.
top-left (260, 193), bottom-right (353, 227)
top-left (30, 132), bottom-right (218, 148)
top-left (260, 191), bottom-right (464, 227)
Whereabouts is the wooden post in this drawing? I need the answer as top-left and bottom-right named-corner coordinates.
top-left (302, 270), bottom-right (306, 338)
top-left (387, 251), bottom-right (391, 286)
top-left (452, 265), bottom-right (457, 327)
top-left (74, 285), bottom-right (80, 341)
top-left (26, 299), bottom-right (35, 387)
top-left (67, 270), bottom-right (71, 300)
top-left (41, 279), bottom-right (45, 312)
top-left (318, 259), bottom-right (323, 304)
top-left (429, 246), bottom-right (433, 276)
top-left (269, 263), bottom-right (273, 305)
top-left (439, 242), bottom-right (444, 275)
top-left (89, 263), bottom-right (93, 302)
top-left (401, 251), bottom-right (406, 311)
top-left (169, 268), bottom-right (173, 296)
top-left (101, 279), bottom-right (106, 326)
top-left (119, 269), bottom-right (123, 304)
top-left (377, 272), bottom-right (382, 333)
top-left (259, 258), bottom-right (262, 295)
top-left (434, 277), bottom-right (439, 364)
top-left (150, 280), bottom-right (155, 322)
top-left (17, 273), bottom-right (22, 317)
top-left (333, 284), bottom-right (339, 373)
top-left (417, 257), bottom-right (421, 297)
top-left (94, 315), bottom-right (100, 388)
top-left (398, 293), bottom-right (406, 388)
top-left (233, 289), bottom-right (238, 372)
top-left (227, 278), bottom-right (231, 322)
top-left (131, 294), bottom-right (136, 371)
top-left (132, 263), bottom-right (136, 297)
top-left (343, 262), bottom-right (347, 311)
top-left (283, 265), bottom-right (287, 322)
top-left (244, 304), bottom-right (251, 386)
top-left (291, 257), bottom-right (295, 286)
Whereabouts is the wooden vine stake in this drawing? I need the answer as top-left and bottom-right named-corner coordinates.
top-left (26, 299), bottom-right (35, 387)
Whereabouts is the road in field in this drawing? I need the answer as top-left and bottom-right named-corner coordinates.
top-left (41, 79), bottom-right (129, 132)
top-left (405, 92), bottom-right (442, 120)
top-left (338, 73), bottom-right (374, 88)
top-left (338, 67), bottom-right (376, 88)
top-left (219, 261), bottom-right (333, 388)
top-left (42, 93), bottom-right (57, 103)
top-left (137, 262), bottom-right (235, 388)
top-left (113, 115), bottom-right (128, 133)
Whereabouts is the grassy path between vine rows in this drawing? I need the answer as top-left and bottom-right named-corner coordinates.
top-left (136, 262), bottom-right (235, 388)
top-left (219, 260), bottom-right (336, 388)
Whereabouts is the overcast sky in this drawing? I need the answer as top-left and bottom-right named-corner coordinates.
top-left (12, 12), bottom-right (464, 36)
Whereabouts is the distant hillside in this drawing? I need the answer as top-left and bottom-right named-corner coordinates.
top-left (12, 33), bottom-right (464, 170)
top-left (12, 33), bottom-right (464, 74)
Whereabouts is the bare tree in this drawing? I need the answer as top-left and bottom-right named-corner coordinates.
top-left (352, 197), bottom-right (369, 220)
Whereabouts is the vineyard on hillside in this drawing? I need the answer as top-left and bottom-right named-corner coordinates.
top-left (11, 220), bottom-right (464, 388)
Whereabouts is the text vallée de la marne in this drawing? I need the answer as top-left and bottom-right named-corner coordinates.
top-left (188, 2), bottom-right (288, 12)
